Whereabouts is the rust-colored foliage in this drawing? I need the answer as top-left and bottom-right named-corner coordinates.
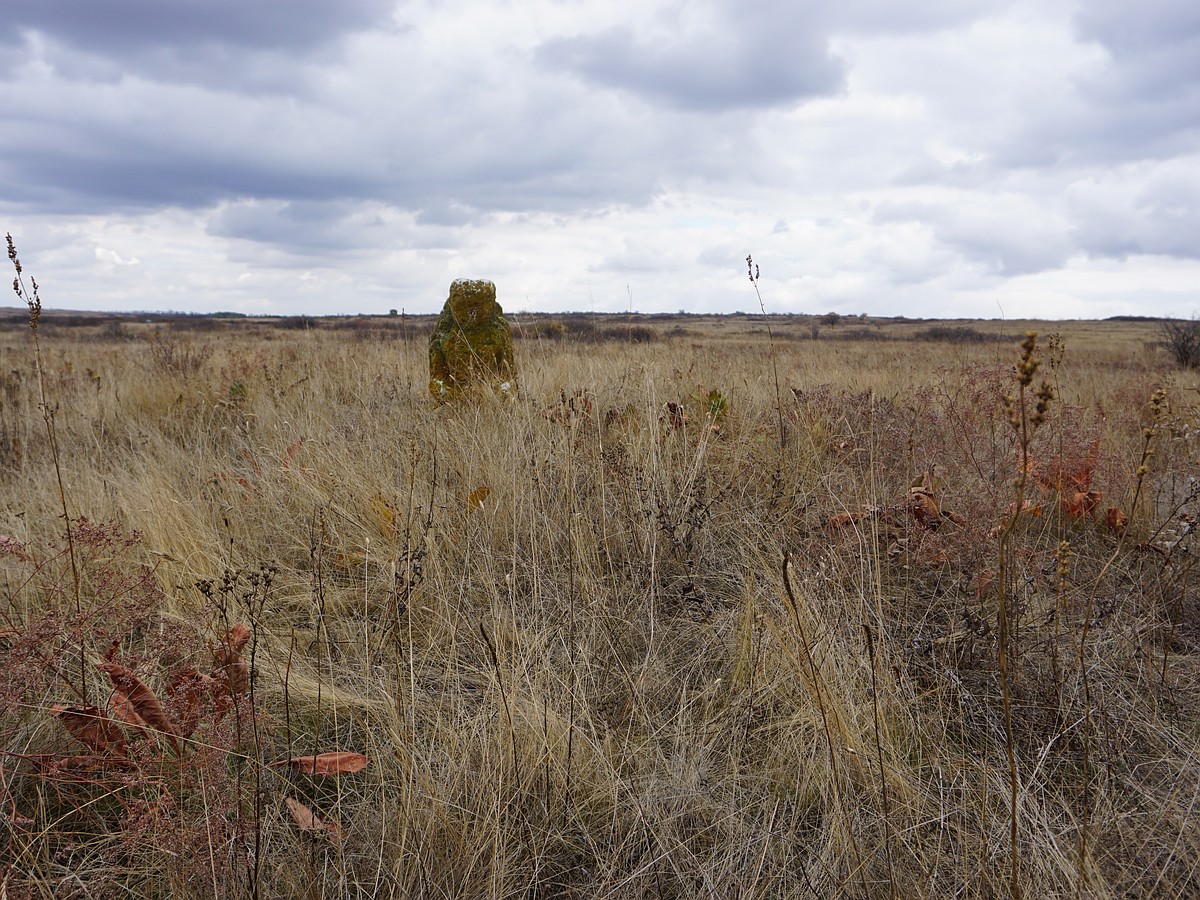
top-left (50, 704), bottom-right (128, 757)
top-left (973, 568), bottom-right (997, 599)
top-left (1063, 489), bottom-right (1103, 519)
top-left (1007, 500), bottom-right (1044, 518)
top-left (285, 796), bottom-right (343, 841)
top-left (661, 401), bottom-right (687, 429)
top-left (96, 661), bottom-right (181, 753)
top-left (1033, 440), bottom-right (1105, 518)
top-left (212, 624), bottom-right (251, 696)
top-left (828, 511), bottom-right (864, 529)
top-left (282, 438), bottom-right (306, 472)
top-left (909, 488), bottom-right (941, 529)
top-left (166, 664), bottom-right (217, 739)
top-left (273, 752), bottom-right (371, 775)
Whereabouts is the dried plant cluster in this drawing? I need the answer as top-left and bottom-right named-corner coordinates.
top-left (1, 249), bottom-right (1198, 898)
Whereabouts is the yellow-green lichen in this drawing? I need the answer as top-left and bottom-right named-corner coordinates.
top-left (428, 279), bottom-right (516, 399)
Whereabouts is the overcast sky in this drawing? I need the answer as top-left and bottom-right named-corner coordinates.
top-left (2, 0), bottom-right (1198, 318)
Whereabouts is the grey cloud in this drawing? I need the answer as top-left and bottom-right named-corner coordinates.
top-left (2, 108), bottom-right (374, 215)
top-left (535, 0), bottom-right (996, 113)
top-left (1031, 0), bottom-right (1200, 166)
top-left (2, 0), bottom-right (401, 93)
top-left (833, 0), bottom-right (992, 34)
top-left (875, 199), bottom-right (1073, 276)
top-left (1074, 0), bottom-right (1200, 59)
top-left (207, 200), bottom-right (391, 257)
top-left (415, 202), bottom-right (483, 228)
top-left (538, 10), bottom-right (846, 111)
top-left (2, 0), bottom-right (397, 55)
top-left (1068, 163), bottom-right (1200, 260)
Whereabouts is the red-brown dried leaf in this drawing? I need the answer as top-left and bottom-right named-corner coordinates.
top-left (828, 512), bottom-right (864, 529)
top-left (1008, 500), bottom-right (1043, 518)
top-left (909, 489), bottom-right (941, 529)
top-left (211, 625), bottom-right (252, 696)
top-left (224, 624), bottom-right (252, 653)
top-left (211, 652), bottom-right (250, 696)
top-left (661, 402), bottom-right (686, 429)
top-left (108, 690), bottom-right (154, 741)
top-left (973, 569), bottom-right (997, 599)
top-left (51, 704), bottom-right (127, 757)
top-left (96, 661), bottom-right (181, 753)
top-left (1063, 489), bottom-right (1102, 519)
top-left (285, 796), bottom-right (343, 841)
top-left (166, 664), bottom-right (216, 739)
top-left (1035, 439), bottom-right (1101, 495)
top-left (1105, 507), bottom-right (1129, 536)
top-left (282, 438), bottom-right (306, 471)
top-left (273, 752), bottom-right (371, 776)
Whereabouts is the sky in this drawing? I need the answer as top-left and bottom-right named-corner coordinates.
top-left (1, 0), bottom-right (1198, 319)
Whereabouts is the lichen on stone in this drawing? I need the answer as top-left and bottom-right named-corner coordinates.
top-left (428, 279), bottom-right (516, 399)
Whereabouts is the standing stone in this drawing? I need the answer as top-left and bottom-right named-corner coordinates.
top-left (428, 279), bottom-right (516, 399)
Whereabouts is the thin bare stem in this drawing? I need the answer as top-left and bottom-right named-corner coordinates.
top-left (8, 234), bottom-right (87, 704)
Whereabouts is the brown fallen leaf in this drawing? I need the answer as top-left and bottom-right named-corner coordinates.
top-left (96, 661), bottom-right (181, 754)
top-left (1007, 500), bottom-right (1044, 518)
top-left (166, 664), bottom-right (217, 739)
top-left (212, 625), bottom-right (252, 696)
top-left (50, 704), bottom-right (127, 757)
top-left (1063, 489), bottom-right (1102, 518)
top-left (909, 488), bottom-right (941, 529)
top-left (272, 751), bottom-right (371, 776)
top-left (223, 624), bottom-right (252, 654)
top-left (108, 690), bottom-right (155, 742)
top-left (973, 568), bottom-right (997, 599)
top-left (828, 511), bottom-right (865, 529)
top-left (285, 796), bottom-right (343, 842)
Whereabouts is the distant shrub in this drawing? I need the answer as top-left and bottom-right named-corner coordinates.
top-left (1160, 318), bottom-right (1200, 369)
top-left (50, 314), bottom-right (107, 328)
top-left (825, 327), bottom-right (892, 342)
top-left (521, 321), bottom-right (567, 340)
top-left (913, 325), bottom-right (1001, 344)
top-left (274, 315), bottom-right (320, 331)
top-left (622, 325), bottom-right (658, 343)
top-left (170, 316), bottom-right (219, 332)
top-left (552, 319), bottom-right (659, 343)
top-left (145, 329), bottom-right (213, 376)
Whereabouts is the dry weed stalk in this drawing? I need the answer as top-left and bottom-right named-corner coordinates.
top-left (994, 331), bottom-right (1055, 900)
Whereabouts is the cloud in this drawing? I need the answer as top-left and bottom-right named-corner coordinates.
top-left (1067, 158), bottom-right (1200, 260)
top-left (874, 194), bottom-right (1074, 276)
top-left (3, 0), bottom-right (397, 56)
top-left (539, 14), bottom-right (846, 111)
top-left (2, 0), bottom-right (1199, 318)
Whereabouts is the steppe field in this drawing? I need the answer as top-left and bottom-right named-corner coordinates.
top-left (1, 304), bottom-right (1198, 898)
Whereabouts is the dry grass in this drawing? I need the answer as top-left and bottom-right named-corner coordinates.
top-left (1, 298), bottom-right (1198, 898)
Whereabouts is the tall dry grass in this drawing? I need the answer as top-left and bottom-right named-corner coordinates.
top-left (1, 291), bottom-right (1198, 897)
